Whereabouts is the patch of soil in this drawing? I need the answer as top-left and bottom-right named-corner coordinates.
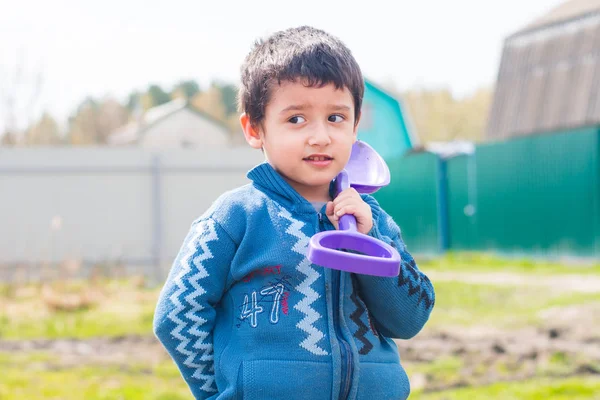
top-left (2, 272), bottom-right (599, 391)
top-left (1, 335), bottom-right (168, 368)
top-left (428, 271), bottom-right (600, 293)
top-left (2, 321), bottom-right (598, 392)
top-left (397, 321), bottom-right (600, 391)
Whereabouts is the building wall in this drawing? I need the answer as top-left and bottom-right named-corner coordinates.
top-left (141, 108), bottom-right (231, 148)
top-left (487, 13), bottom-right (600, 139)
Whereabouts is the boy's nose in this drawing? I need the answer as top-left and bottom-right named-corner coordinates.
top-left (307, 125), bottom-right (332, 146)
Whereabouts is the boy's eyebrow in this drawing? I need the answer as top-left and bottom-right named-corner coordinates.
top-left (280, 104), bottom-right (310, 114)
top-left (329, 105), bottom-right (351, 111)
top-left (279, 104), bottom-right (351, 114)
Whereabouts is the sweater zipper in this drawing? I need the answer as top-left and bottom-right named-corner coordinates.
top-left (318, 212), bottom-right (353, 400)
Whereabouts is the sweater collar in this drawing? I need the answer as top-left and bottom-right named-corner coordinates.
top-left (247, 162), bottom-right (334, 214)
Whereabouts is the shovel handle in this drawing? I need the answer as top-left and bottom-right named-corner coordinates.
top-left (335, 170), bottom-right (358, 232)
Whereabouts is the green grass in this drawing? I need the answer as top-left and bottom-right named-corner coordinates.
top-left (2, 352), bottom-right (598, 400)
top-left (0, 278), bottom-right (158, 340)
top-left (410, 377), bottom-right (600, 399)
top-left (407, 356), bottom-right (465, 388)
top-left (0, 352), bottom-right (190, 400)
top-left (417, 252), bottom-right (600, 275)
top-left (1, 260), bottom-right (599, 398)
top-left (425, 280), bottom-right (600, 329)
top-left (2, 266), bottom-right (600, 340)
top-left (0, 306), bottom-right (156, 339)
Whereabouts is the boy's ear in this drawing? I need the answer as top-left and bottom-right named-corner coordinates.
top-left (240, 113), bottom-right (263, 149)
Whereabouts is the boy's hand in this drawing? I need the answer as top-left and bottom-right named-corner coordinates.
top-left (326, 188), bottom-right (373, 234)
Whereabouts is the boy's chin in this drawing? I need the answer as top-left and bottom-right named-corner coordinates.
top-left (302, 175), bottom-right (337, 187)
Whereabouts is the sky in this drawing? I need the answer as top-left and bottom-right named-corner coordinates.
top-left (0, 0), bottom-right (565, 130)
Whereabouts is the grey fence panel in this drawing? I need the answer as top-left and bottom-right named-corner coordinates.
top-left (0, 147), bottom-right (265, 281)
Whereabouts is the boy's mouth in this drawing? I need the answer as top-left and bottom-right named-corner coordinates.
top-left (303, 154), bottom-right (333, 168)
top-left (303, 155), bottom-right (333, 161)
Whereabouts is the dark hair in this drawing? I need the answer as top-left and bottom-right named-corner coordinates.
top-left (238, 26), bottom-right (364, 128)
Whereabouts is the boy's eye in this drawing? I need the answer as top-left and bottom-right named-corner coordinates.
top-left (328, 114), bottom-right (345, 123)
top-left (289, 116), bottom-right (306, 124)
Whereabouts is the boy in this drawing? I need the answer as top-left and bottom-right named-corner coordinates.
top-left (153, 26), bottom-right (435, 400)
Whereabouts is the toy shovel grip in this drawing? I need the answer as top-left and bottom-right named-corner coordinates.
top-left (335, 170), bottom-right (358, 232)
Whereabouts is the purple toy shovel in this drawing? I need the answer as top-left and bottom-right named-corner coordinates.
top-left (307, 140), bottom-right (401, 277)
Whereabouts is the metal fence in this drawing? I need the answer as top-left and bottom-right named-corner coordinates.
top-left (3, 126), bottom-right (597, 284)
top-left (0, 147), bottom-right (264, 282)
top-left (375, 152), bottom-right (443, 254)
top-left (375, 126), bottom-right (600, 258)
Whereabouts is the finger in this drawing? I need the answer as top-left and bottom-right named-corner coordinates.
top-left (325, 203), bottom-right (339, 228)
top-left (333, 198), bottom-right (361, 213)
top-left (326, 214), bottom-right (339, 229)
top-left (333, 194), bottom-right (359, 208)
top-left (335, 187), bottom-right (358, 199)
top-left (334, 204), bottom-right (358, 218)
top-left (333, 188), bottom-right (359, 205)
top-left (325, 201), bottom-right (335, 217)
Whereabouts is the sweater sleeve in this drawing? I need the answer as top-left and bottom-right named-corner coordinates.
top-left (153, 217), bottom-right (236, 399)
top-left (354, 195), bottom-right (435, 340)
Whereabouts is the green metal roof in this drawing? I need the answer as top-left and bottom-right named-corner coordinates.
top-left (358, 79), bottom-right (417, 161)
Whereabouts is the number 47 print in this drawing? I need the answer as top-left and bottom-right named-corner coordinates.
top-left (241, 284), bottom-right (285, 328)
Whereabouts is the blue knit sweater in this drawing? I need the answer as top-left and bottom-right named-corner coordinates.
top-left (153, 162), bottom-right (435, 400)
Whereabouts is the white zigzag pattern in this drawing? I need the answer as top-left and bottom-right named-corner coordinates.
top-left (278, 207), bottom-right (328, 356)
top-left (168, 219), bottom-right (218, 393)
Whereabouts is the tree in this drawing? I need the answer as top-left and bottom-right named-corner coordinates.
top-left (171, 80), bottom-right (201, 100)
top-left (96, 98), bottom-right (129, 141)
top-left (147, 84), bottom-right (171, 107)
top-left (67, 97), bottom-right (129, 145)
top-left (1, 50), bottom-right (44, 145)
top-left (126, 91), bottom-right (142, 111)
top-left (25, 112), bottom-right (61, 145)
top-left (68, 100), bottom-right (99, 145)
top-left (1, 131), bottom-right (17, 146)
top-left (455, 87), bottom-right (493, 142)
top-left (400, 87), bottom-right (493, 144)
top-left (191, 84), bottom-right (226, 123)
top-left (212, 81), bottom-right (238, 116)
top-left (226, 113), bottom-right (245, 145)
top-left (402, 89), bottom-right (456, 142)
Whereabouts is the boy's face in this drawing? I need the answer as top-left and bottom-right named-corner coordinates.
top-left (242, 81), bottom-right (359, 202)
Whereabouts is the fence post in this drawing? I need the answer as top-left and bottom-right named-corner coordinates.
top-left (436, 156), bottom-right (450, 252)
top-left (595, 128), bottom-right (600, 257)
top-left (466, 151), bottom-right (478, 250)
top-left (151, 154), bottom-right (163, 283)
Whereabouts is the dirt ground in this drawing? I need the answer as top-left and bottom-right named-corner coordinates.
top-left (2, 321), bottom-right (598, 392)
top-left (426, 270), bottom-right (600, 294)
top-left (2, 271), bottom-right (599, 392)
